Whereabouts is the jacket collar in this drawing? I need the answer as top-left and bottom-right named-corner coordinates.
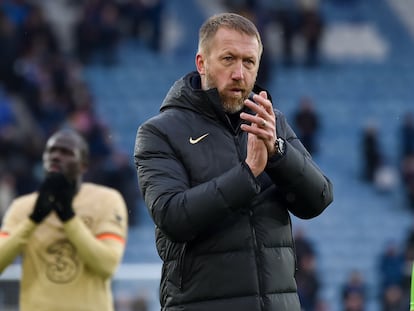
top-left (160, 71), bottom-right (270, 127)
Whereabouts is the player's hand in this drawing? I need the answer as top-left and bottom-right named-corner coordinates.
top-left (29, 173), bottom-right (60, 223)
top-left (48, 172), bottom-right (77, 222)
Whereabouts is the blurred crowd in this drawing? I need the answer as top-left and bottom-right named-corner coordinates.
top-left (220, 0), bottom-right (325, 88)
top-left (290, 100), bottom-right (414, 311)
top-left (1, 1), bottom-right (414, 311)
top-left (0, 0), bottom-right (167, 226)
top-left (359, 112), bottom-right (414, 205)
top-left (356, 112), bottom-right (414, 311)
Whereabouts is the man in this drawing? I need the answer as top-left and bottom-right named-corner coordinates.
top-left (293, 96), bottom-right (320, 154)
top-left (134, 13), bottom-right (333, 311)
top-left (0, 128), bottom-right (128, 311)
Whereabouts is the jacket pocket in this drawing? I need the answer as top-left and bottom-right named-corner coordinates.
top-left (168, 243), bottom-right (187, 291)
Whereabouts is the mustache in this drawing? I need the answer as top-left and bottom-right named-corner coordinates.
top-left (227, 83), bottom-right (246, 90)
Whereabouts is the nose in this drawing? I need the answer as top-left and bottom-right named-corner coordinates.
top-left (50, 151), bottom-right (60, 160)
top-left (48, 148), bottom-right (63, 161)
top-left (231, 61), bottom-right (244, 80)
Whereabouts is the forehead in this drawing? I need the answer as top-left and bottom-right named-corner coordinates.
top-left (46, 133), bottom-right (80, 153)
top-left (211, 27), bottom-right (260, 56)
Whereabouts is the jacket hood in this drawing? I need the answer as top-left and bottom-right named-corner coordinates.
top-left (160, 71), bottom-right (221, 119)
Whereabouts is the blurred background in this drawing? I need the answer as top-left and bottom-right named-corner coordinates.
top-left (1, 0), bottom-right (414, 310)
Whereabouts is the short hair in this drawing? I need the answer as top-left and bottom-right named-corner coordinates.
top-left (198, 13), bottom-right (263, 57)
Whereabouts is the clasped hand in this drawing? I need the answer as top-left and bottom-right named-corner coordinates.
top-left (240, 91), bottom-right (277, 177)
top-left (30, 172), bottom-right (76, 223)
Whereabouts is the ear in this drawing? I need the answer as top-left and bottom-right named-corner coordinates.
top-left (195, 53), bottom-right (205, 75)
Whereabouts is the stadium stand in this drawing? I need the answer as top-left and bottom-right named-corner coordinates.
top-left (2, 0), bottom-right (414, 310)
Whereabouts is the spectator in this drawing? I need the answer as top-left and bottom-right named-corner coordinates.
top-left (381, 284), bottom-right (406, 311)
top-left (399, 112), bottom-right (414, 208)
top-left (256, 0), bottom-right (301, 66)
top-left (297, 0), bottom-right (324, 66)
top-left (296, 251), bottom-right (320, 311)
top-left (342, 291), bottom-right (365, 311)
top-left (118, 0), bottom-right (165, 52)
top-left (401, 154), bottom-right (414, 209)
top-left (97, 1), bottom-right (121, 65)
top-left (0, 8), bottom-right (20, 91)
top-left (361, 121), bottom-right (382, 183)
top-left (293, 96), bottom-right (320, 155)
top-left (341, 270), bottom-right (367, 311)
top-left (18, 5), bottom-right (59, 56)
top-left (294, 227), bottom-right (320, 311)
top-left (74, 0), bottom-right (103, 64)
top-left (378, 240), bottom-right (404, 296)
top-left (254, 0), bottom-right (324, 67)
top-left (400, 112), bottom-right (414, 159)
top-left (294, 226), bottom-right (316, 264)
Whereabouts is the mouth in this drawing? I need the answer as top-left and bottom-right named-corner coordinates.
top-left (228, 88), bottom-right (244, 97)
top-left (47, 163), bottom-right (62, 173)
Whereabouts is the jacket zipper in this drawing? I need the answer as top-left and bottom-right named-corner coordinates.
top-left (177, 243), bottom-right (187, 290)
top-left (233, 122), bottom-right (264, 309)
top-left (249, 210), bottom-right (265, 310)
top-left (233, 123), bottom-right (264, 308)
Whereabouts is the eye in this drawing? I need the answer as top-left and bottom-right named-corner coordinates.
top-left (244, 58), bottom-right (255, 68)
top-left (222, 55), bottom-right (233, 63)
top-left (62, 149), bottom-right (75, 156)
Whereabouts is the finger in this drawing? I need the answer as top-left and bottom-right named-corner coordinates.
top-left (243, 98), bottom-right (269, 119)
top-left (240, 119), bottom-right (272, 137)
top-left (252, 92), bottom-right (274, 115)
top-left (240, 111), bottom-right (262, 127)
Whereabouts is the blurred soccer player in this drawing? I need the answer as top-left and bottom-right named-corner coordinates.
top-left (0, 128), bottom-right (128, 311)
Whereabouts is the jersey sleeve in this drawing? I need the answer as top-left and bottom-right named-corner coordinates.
top-left (94, 188), bottom-right (128, 242)
top-left (0, 197), bottom-right (37, 273)
top-left (62, 188), bottom-right (128, 279)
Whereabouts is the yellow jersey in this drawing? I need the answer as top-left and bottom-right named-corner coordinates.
top-left (0, 183), bottom-right (128, 311)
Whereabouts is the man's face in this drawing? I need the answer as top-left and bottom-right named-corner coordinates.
top-left (42, 133), bottom-right (85, 181)
top-left (197, 27), bottom-right (260, 113)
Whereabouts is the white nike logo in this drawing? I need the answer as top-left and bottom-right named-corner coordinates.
top-left (189, 133), bottom-right (209, 144)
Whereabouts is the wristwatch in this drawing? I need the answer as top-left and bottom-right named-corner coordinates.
top-left (274, 137), bottom-right (285, 156)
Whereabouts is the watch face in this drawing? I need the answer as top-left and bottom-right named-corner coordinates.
top-left (277, 138), bottom-right (285, 154)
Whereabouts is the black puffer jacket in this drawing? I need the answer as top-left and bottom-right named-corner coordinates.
top-left (134, 72), bottom-right (333, 311)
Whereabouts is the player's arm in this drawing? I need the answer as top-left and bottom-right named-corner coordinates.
top-left (0, 216), bottom-right (36, 273)
top-left (49, 174), bottom-right (128, 278)
top-left (0, 173), bottom-right (60, 272)
top-left (63, 214), bottom-right (127, 279)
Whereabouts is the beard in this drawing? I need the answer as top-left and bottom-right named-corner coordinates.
top-left (204, 71), bottom-right (254, 114)
top-left (221, 93), bottom-right (246, 114)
